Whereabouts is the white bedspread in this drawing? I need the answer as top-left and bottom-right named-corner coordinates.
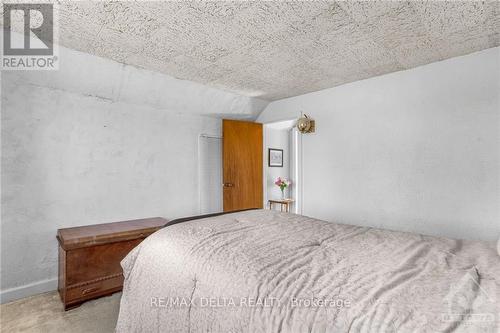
top-left (116, 210), bottom-right (499, 332)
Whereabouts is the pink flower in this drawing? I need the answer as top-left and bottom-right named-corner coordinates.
top-left (275, 177), bottom-right (291, 190)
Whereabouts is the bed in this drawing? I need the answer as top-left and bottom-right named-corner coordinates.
top-left (116, 209), bottom-right (499, 332)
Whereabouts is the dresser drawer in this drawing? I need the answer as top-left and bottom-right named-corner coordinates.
top-left (65, 274), bottom-right (124, 305)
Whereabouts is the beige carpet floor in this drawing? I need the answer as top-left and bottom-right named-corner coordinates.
top-left (0, 291), bottom-right (120, 332)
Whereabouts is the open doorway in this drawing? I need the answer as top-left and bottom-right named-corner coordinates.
top-left (263, 120), bottom-right (302, 214)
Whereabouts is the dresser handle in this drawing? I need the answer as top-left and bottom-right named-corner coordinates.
top-left (82, 287), bottom-right (99, 295)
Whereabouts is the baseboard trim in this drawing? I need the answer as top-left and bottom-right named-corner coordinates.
top-left (0, 278), bottom-right (58, 304)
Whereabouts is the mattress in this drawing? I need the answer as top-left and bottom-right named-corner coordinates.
top-left (116, 209), bottom-right (499, 332)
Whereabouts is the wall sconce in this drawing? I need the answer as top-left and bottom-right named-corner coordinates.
top-left (296, 114), bottom-right (315, 134)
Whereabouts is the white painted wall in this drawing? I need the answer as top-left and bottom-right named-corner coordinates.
top-left (0, 41), bottom-right (268, 302)
top-left (258, 47), bottom-right (500, 242)
top-left (265, 127), bottom-right (290, 203)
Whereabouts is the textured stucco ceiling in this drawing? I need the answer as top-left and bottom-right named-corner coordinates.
top-left (6, 1), bottom-right (500, 100)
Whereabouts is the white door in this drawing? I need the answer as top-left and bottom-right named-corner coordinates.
top-left (199, 135), bottom-right (223, 214)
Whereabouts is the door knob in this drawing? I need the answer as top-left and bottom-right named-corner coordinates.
top-left (223, 183), bottom-right (234, 188)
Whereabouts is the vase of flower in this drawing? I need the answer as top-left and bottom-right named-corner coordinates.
top-left (275, 177), bottom-right (291, 200)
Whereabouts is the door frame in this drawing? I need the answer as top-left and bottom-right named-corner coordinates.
top-left (262, 119), bottom-right (303, 214)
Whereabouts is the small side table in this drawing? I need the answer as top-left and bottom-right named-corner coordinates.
top-left (268, 199), bottom-right (294, 213)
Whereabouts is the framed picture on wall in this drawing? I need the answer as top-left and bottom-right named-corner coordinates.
top-left (268, 148), bottom-right (283, 167)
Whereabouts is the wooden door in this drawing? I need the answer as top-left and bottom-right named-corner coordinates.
top-left (223, 119), bottom-right (263, 211)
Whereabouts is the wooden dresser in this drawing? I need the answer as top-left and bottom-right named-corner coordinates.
top-left (57, 217), bottom-right (167, 310)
